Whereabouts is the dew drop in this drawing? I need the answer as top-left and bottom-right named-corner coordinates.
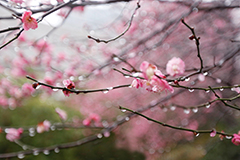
top-left (124, 75), bottom-right (130, 78)
top-left (225, 135), bottom-right (232, 139)
top-left (78, 76), bottom-right (84, 81)
top-left (43, 150), bottom-right (50, 155)
top-left (216, 78), bottom-right (222, 83)
top-left (70, 76), bottom-right (74, 81)
top-left (113, 57), bottom-right (120, 62)
top-left (132, 72), bottom-right (139, 77)
top-left (107, 87), bottom-right (113, 90)
top-left (183, 109), bottom-right (190, 114)
top-left (102, 90), bottom-right (109, 94)
top-left (205, 90), bottom-right (210, 93)
top-left (185, 77), bottom-right (190, 81)
top-left (203, 72), bottom-right (208, 76)
top-left (125, 117), bottom-right (130, 121)
top-left (170, 106), bottom-right (176, 111)
top-left (195, 133), bottom-right (200, 137)
top-left (50, 126), bottom-right (56, 131)
top-left (29, 132), bottom-right (35, 137)
top-left (192, 108), bottom-right (198, 113)
top-left (162, 107), bottom-right (168, 112)
top-left (18, 153), bottom-right (25, 159)
top-left (54, 148), bottom-right (60, 153)
top-left (205, 103), bottom-right (211, 108)
top-left (97, 133), bottom-right (103, 139)
top-left (53, 88), bottom-right (59, 91)
top-left (29, 128), bottom-right (35, 133)
top-left (33, 150), bottom-right (39, 156)
top-left (35, 85), bottom-right (41, 90)
top-left (219, 87), bottom-right (224, 91)
top-left (188, 88), bottom-right (194, 92)
top-left (22, 145), bottom-right (28, 150)
top-left (231, 88), bottom-right (235, 91)
top-left (121, 109), bottom-right (126, 113)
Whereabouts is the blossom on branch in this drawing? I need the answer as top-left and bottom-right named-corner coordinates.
top-left (55, 108), bottom-right (67, 121)
top-left (21, 10), bottom-right (38, 31)
top-left (37, 120), bottom-right (51, 133)
top-left (131, 61), bottom-right (174, 93)
top-left (62, 79), bottom-right (75, 97)
top-left (83, 113), bottom-right (101, 126)
top-left (6, 128), bottom-right (23, 142)
top-left (232, 131), bottom-right (240, 146)
top-left (166, 57), bottom-right (185, 76)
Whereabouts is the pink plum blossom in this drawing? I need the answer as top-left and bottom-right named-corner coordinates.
top-left (6, 128), bottom-right (23, 142)
top-left (131, 61), bottom-right (174, 93)
top-left (62, 79), bottom-right (75, 97)
top-left (55, 108), bottom-right (67, 121)
top-left (232, 131), bottom-right (240, 146)
top-left (21, 10), bottom-right (38, 31)
top-left (37, 120), bottom-right (51, 133)
top-left (166, 57), bottom-right (185, 76)
top-left (11, 0), bottom-right (23, 4)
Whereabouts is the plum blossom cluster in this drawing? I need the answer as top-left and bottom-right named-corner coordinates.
top-left (37, 120), bottom-right (51, 133)
top-left (131, 61), bottom-right (174, 93)
top-left (5, 128), bottom-right (23, 142)
top-left (21, 10), bottom-right (38, 31)
top-left (232, 131), bottom-right (240, 146)
top-left (62, 79), bottom-right (75, 97)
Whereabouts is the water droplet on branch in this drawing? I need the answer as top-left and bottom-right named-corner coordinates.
top-left (185, 77), bottom-right (190, 81)
top-left (17, 153), bottom-right (25, 159)
top-left (54, 148), bottom-right (60, 153)
top-left (205, 103), bottom-right (211, 108)
top-left (188, 88), bottom-right (194, 92)
top-left (192, 108), bottom-right (198, 113)
top-left (183, 109), bottom-right (190, 114)
top-left (43, 150), bottom-right (50, 155)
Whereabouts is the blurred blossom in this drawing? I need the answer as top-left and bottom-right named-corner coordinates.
top-left (37, 120), bottom-right (51, 133)
top-left (166, 57), bottom-right (185, 76)
top-left (62, 79), bottom-right (75, 97)
top-left (198, 74), bottom-right (205, 82)
top-left (83, 113), bottom-right (101, 126)
top-left (21, 11), bottom-right (38, 31)
top-left (6, 128), bottom-right (23, 142)
top-left (22, 83), bottom-right (35, 96)
top-left (55, 108), bottom-right (67, 121)
top-left (232, 131), bottom-right (240, 146)
top-left (232, 87), bottom-right (240, 93)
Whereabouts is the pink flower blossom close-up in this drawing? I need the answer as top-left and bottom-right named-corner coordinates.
top-left (131, 61), bottom-right (173, 93)
top-left (166, 57), bottom-right (185, 76)
top-left (55, 108), bottom-right (67, 121)
top-left (62, 79), bottom-right (75, 97)
top-left (37, 120), bottom-right (51, 133)
top-left (6, 128), bottom-right (23, 142)
top-left (21, 10), bottom-right (38, 31)
top-left (232, 131), bottom-right (240, 146)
